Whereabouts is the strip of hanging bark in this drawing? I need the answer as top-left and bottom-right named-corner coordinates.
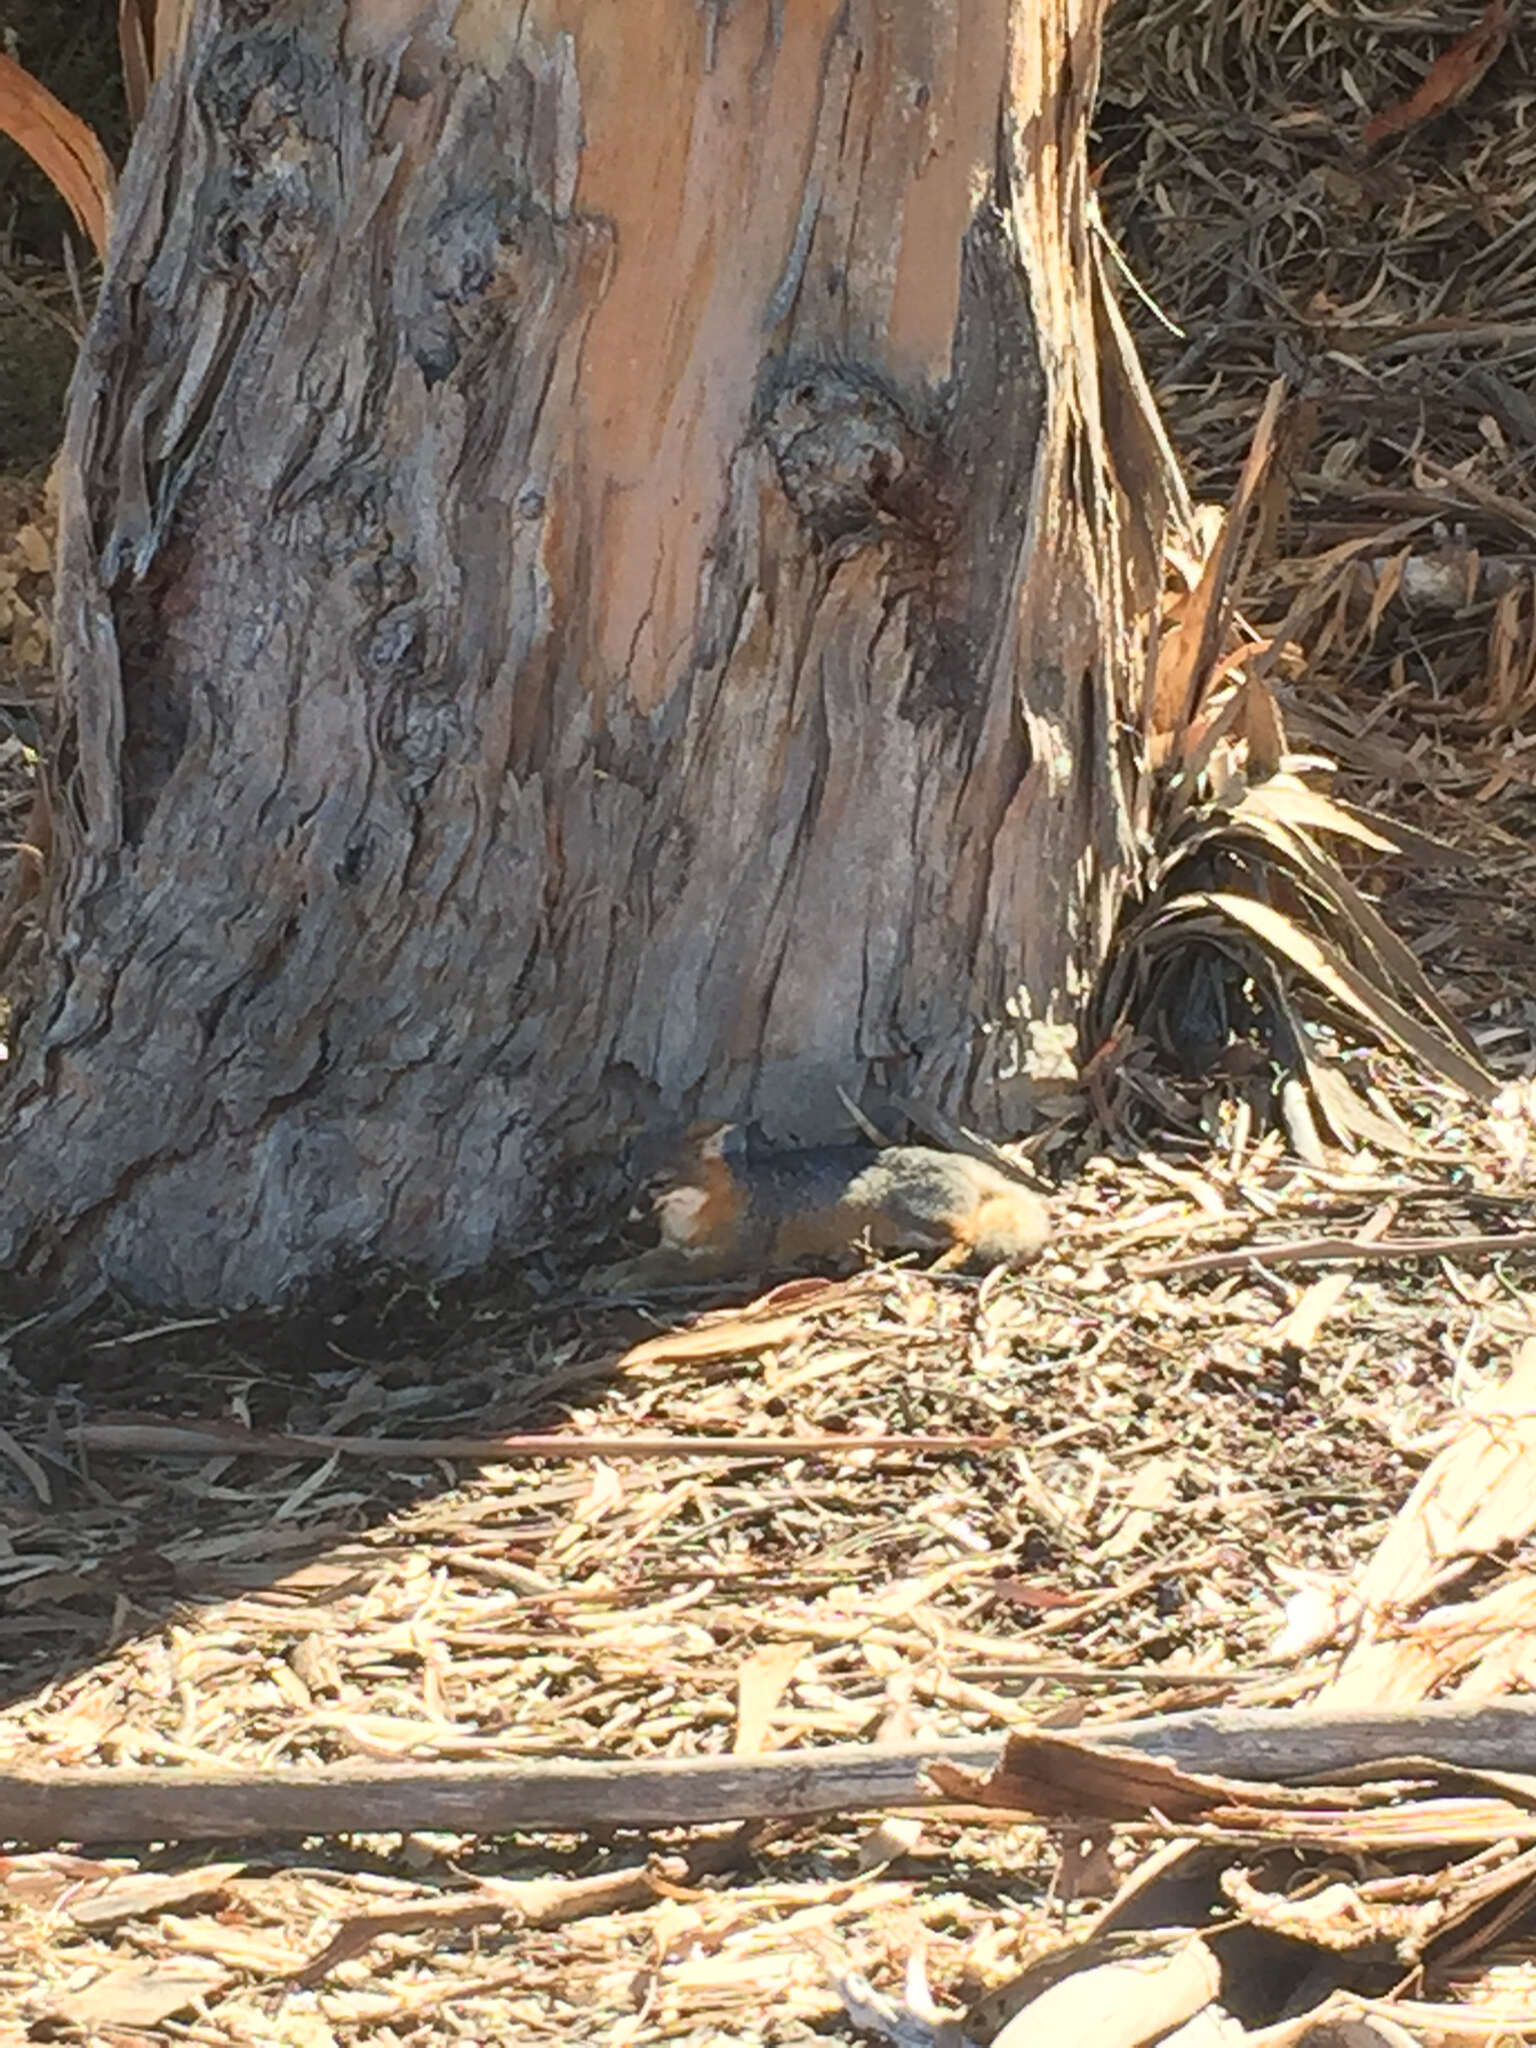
top-left (927, 1732), bottom-right (1536, 1849)
top-left (1152, 378), bottom-right (1285, 754)
top-left (117, 0), bottom-right (153, 127)
top-left (930, 1735), bottom-right (1258, 1827)
top-left (1135, 1229), bottom-right (1536, 1281)
top-left (74, 1419), bottom-right (1007, 1462)
top-left (15, 1702), bottom-right (1536, 1847)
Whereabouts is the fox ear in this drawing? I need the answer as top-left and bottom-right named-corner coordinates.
top-left (688, 1120), bottom-right (744, 1162)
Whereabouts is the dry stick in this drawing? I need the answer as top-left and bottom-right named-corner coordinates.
top-left (288, 1842), bottom-right (743, 1986)
top-left (76, 1420), bottom-right (1006, 1462)
top-left (13, 1701), bottom-right (1536, 1847)
top-left (1136, 1230), bottom-right (1536, 1281)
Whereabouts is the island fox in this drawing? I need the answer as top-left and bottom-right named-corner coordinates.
top-left (597, 1121), bottom-right (1050, 1290)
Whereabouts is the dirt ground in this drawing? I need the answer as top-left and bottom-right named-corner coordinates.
top-left (5, 2), bottom-right (1536, 2043)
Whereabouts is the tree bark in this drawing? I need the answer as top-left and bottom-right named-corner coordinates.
top-left (2, 0), bottom-right (1178, 1307)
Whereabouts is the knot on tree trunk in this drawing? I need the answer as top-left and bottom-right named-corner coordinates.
top-left (758, 358), bottom-right (949, 551)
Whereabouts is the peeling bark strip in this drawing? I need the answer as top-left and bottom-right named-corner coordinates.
top-left (3, 0), bottom-right (1174, 1307)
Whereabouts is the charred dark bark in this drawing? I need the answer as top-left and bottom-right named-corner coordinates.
top-left (2, 0), bottom-right (1175, 1306)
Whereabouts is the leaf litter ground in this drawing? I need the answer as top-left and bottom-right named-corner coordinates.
top-left (7, 1), bottom-right (1536, 2041)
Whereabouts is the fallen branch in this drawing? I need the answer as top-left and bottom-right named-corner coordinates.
top-left (12, 1700), bottom-right (1536, 1846)
top-left (1136, 1229), bottom-right (1536, 1280)
top-left (76, 1418), bottom-right (1005, 1463)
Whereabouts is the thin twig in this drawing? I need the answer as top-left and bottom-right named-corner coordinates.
top-left (290, 1842), bottom-right (746, 1985)
top-left (76, 1418), bottom-right (1010, 1462)
top-left (1136, 1231), bottom-right (1536, 1280)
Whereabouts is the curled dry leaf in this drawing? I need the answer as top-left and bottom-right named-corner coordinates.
top-left (615, 1278), bottom-right (848, 1371)
top-left (0, 50), bottom-right (114, 258)
top-left (1363, 0), bottom-right (1513, 149)
top-left (990, 1937), bottom-right (1222, 2048)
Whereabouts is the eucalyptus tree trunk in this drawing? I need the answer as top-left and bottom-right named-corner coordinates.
top-left (1, 0), bottom-right (1178, 1307)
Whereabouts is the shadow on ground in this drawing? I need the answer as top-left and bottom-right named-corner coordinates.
top-left (0, 1263), bottom-right (732, 1720)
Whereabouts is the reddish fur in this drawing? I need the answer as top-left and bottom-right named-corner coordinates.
top-left (691, 1141), bottom-right (746, 1252)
